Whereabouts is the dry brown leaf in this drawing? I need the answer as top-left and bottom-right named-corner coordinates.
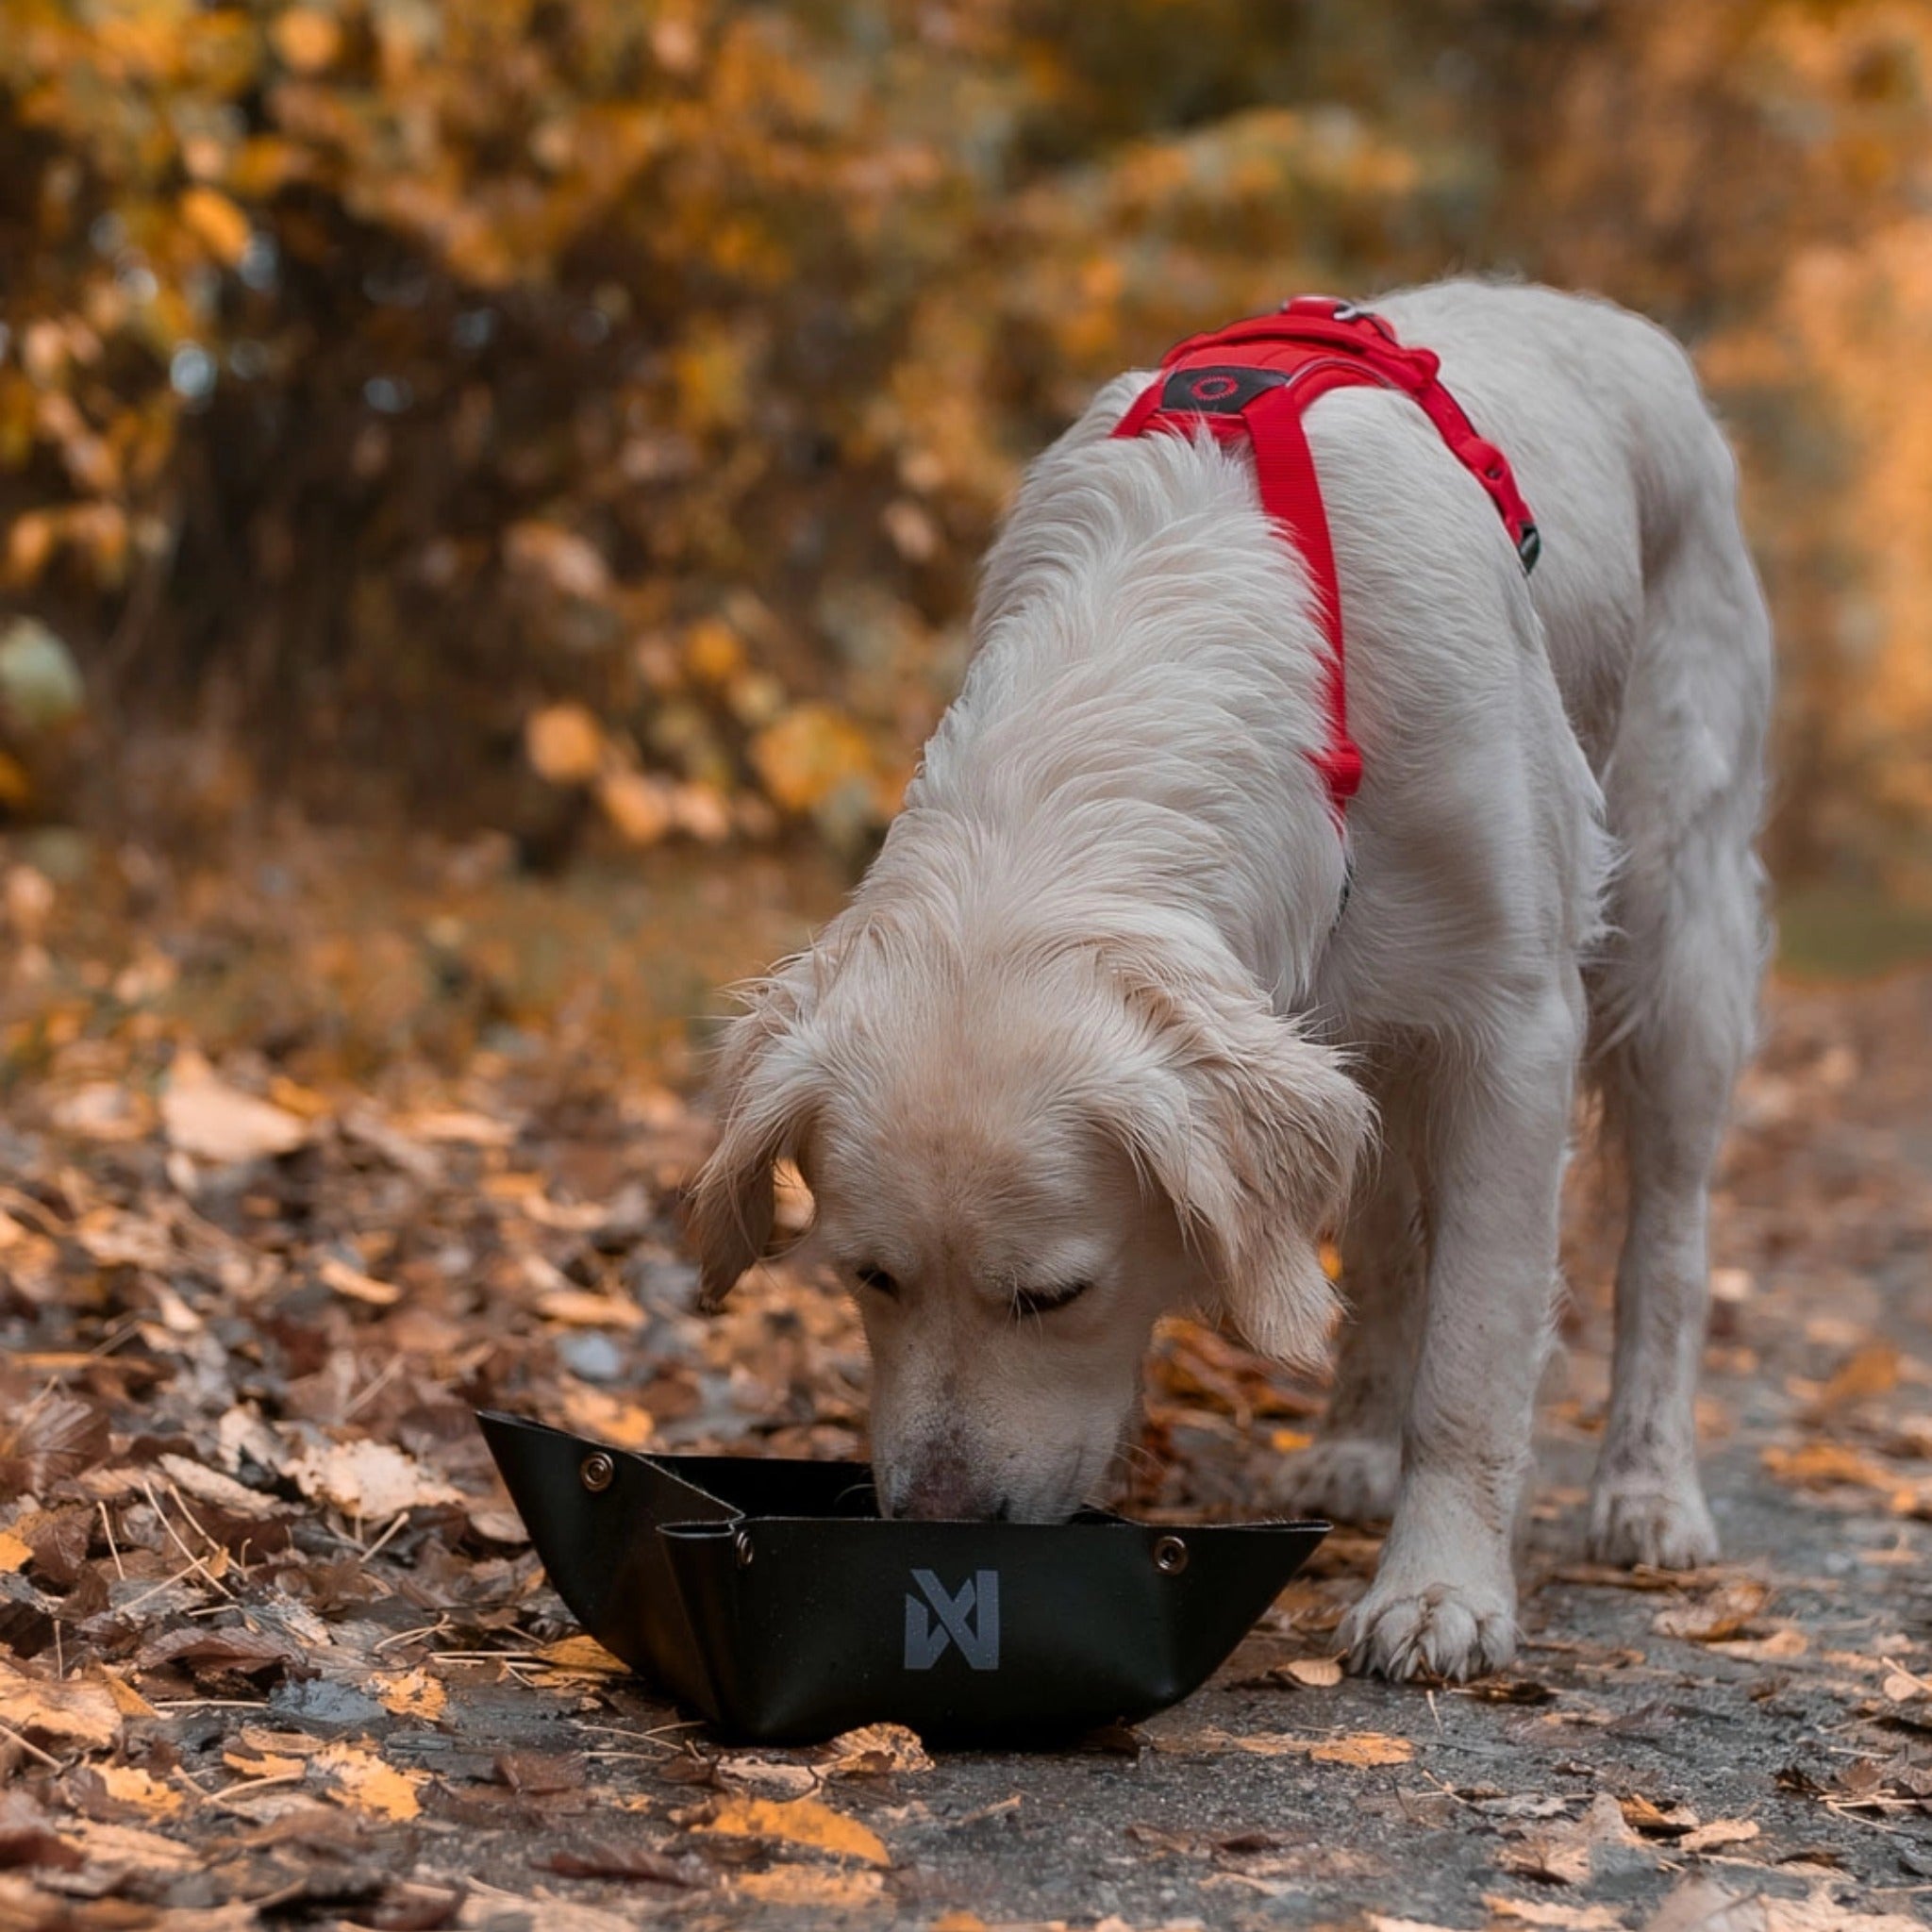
top-left (0, 1393), bottom-right (110, 1498)
top-left (399, 1108), bottom-right (517, 1146)
top-left (157, 1453), bottom-right (282, 1519)
top-left (317, 1256), bottom-right (403, 1307)
top-left (1677, 1818), bottom-right (1761, 1854)
top-left (1761, 1441), bottom-right (1895, 1492)
top-left (558, 1385), bottom-right (656, 1449)
top-left (312, 1740), bottom-right (425, 1820)
top-left (466, 1504), bottom-right (529, 1544)
top-left (161, 1053), bottom-right (310, 1163)
top-left (507, 527), bottom-right (610, 604)
top-left (533, 1634), bottom-right (626, 1674)
top-left (716, 1755), bottom-right (821, 1798)
top-left (1621, 1793), bottom-right (1698, 1836)
top-left (1282, 1656), bottom-right (1344, 1689)
top-left (1807, 1341), bottom-right (1901, 1415)
top-left (536, 1287), bottom-right (645, 1329)
top-left (370, 1668), bottom-right (447, 1720)
top-left (735, 1868), bottom-right (888, 1907)
top-left (693, 1792), bottom-right (890, 1866)
top-left (1500, 1792), bottom-right (1643, 1887)
top-left (1881, 1660), bottom-right (1932, 1702)
top-left (822, 1723), bottom-right (933, 1777)
top-left (0, 1529), bottom-right (29, 1573)
top-left (1308, 1732), bottom-right (1412, 1766)
top-left (91, 1766), bottom-right (185, 1818)
top-left (0, 1660), bottom-right (122, 1752)
top-left (1707, 1625), bottom-right (1808, 1662)
top-left (1652, 1580), bottom-right (1772, 1643)
top-left (458, 1884), bottom-right (640, 1932)
top-left (286, 1440), bottom-right (462, 1519)
top-left (55, 1817), bottom-right (201, 1874)
top-left (596, 770), bottom-right (675, 846)
top-left (1485, 1897), bottom-right (1626, 1930)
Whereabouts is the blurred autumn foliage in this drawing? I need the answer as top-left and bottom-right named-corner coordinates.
top-left (1, 1), bottom-right (1929, 885)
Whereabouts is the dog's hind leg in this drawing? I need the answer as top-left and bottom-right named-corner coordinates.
top-left (1587, 478), bottom-right (1772, 1570)
top-left (1274, 1120), bottom-right (1423, 1524)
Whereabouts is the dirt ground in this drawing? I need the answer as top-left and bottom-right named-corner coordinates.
top-left (2, 839), bottom-right (1930, 1932)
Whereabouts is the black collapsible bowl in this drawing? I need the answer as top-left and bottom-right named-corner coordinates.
top-left (478, 1409), bottom-right (1327, 1743)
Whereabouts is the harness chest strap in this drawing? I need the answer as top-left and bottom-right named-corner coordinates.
top-left (1108, 295), bottom-right (1541, 818)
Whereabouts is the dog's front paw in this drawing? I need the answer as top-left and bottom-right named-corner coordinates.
top-left (1588, 1477), bottom-right (1718, 1571)
top-left (1340, 1571), bottom-right (1517, 1682)
top-left (1274, 1438), bottom-right (1401, 1524)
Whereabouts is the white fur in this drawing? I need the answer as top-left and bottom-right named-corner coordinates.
top-left (691, 280), bottom-right (1772, 1681)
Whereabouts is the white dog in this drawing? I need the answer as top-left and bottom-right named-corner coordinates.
top-left (691, 280), bottom-right (1771, 1682)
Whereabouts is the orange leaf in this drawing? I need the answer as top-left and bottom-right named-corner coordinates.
top-left (525, 703), bottom-right (606, 786)
top-left (749, 704), bottom-right (873, 813)
top-left (695, 1793), bottom-right (891, 1867)
top-left (180, 188), bottom-right (252, 267)
top-left (272, 8), bottom-right (342, 72)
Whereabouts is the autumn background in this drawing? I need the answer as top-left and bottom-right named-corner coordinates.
top-left (3, 0), bottom-right (1932, 960)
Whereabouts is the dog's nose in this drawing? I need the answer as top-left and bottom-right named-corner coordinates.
top-left (887, 1456), bottom-right (1006, 1522)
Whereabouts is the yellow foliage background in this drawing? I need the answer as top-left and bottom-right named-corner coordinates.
top-left (1, 0), bottom-right (1928, 895)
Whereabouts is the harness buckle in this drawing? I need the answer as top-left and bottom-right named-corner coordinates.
top-left (1517, 524), bottom-right (1541, 575)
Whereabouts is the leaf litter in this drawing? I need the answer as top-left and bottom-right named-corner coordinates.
top-left (1, 840), bottom-right (1931, 1926)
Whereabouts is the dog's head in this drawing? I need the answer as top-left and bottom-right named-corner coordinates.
top-left (688, 912), bottom-right (1371, 1522)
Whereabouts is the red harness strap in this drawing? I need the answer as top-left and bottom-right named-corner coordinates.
top-left (1109, 295), bottom-right (1541, 816)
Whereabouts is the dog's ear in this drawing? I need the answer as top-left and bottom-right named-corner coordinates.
top-left (687, 962), bottom-right (824, 1311)
top-left (1102, 954), bottom-right (1374, 1365)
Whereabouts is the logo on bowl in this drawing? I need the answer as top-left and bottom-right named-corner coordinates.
top-left (904, 1567), bottom-right (1000, 1671)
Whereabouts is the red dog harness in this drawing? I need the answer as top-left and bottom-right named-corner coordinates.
top-left (1110, 296), bottom-right (1541, 816)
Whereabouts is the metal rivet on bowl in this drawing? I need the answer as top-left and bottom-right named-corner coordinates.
top-left (579, 1452), bottom-right (615, 1493)
top-left (734, 1531), bottom-right (755, 1569)
top-left (1153, 1534), bottom-right (1189, 1575)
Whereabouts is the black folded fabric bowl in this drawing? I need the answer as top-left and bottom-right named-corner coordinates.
top-left (478, 1409), bottom-right (1327, 1744)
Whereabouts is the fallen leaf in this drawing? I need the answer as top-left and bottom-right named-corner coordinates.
top-left (137, 1625), bottom-right (300, 1676)
top-left (1309, 1732), bottom-right (1413, 1766)
top-left (457, 1885), bottom-right (639, 1932)
top-left (693, 1793), bottom-right (890, 1867)
top-left (716, 1755), bottom-right (821, 1798)
top-left (91, 1765), bottom-right (186, 1819)
top-left (54, 1816), bottom-right (201, 1874)
top-left (317, 1256), bottom-right (404, 1307)
top-left (1807, 1341), bottom-right (1900, 1416)
top-left (822, 1723), bottom-right (933, 1777)
top-left (1761, 1442), bottom-right (1895, 1492)
top-left (1500, 1791), bottom-right (1644, 1887)
top-left (0, 1529), bottom-right (29, 1572)
top-left (1282, 1657), bottom-right (1344, 1689)
top-left (1707, 1625), bottom-right (1808, 1662)
top-left (0, 1393), bottom-right (110, 1499)
top-left (546, 1842), bottom-right (706, 1886)
top-left (286, 1440), bottom-right (462, 1519)
top-left (0, 1791), bottom-right (81, 1869)
top-left (1621, 1793), bottom-right (1698, 1837)
top-left (1486, 1897), bottom-right (1627, 1929)
top-left (312, 1740), bottom-right (425, 1819)
top-left (735, 1868), bottom-right (887, 1907)
top-left (534, 1634), bottom-right (626, 1674)
top-left (371, 1668), bottom-right (447, 1721)
top-left (157, 1453), bottom-right (283, 1519)
top-left (1653, 1580), bottom-right (1772, 1643)
top-left (1677, 1819), bottom-right (1761, 1853)
top-left (0, 1660), bottom-right (122, 1751)
top-left (161, 1053), bottom-right (310, 1163)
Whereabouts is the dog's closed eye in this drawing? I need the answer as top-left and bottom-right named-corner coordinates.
top-left (854, 1265), bottom-right (900, 1298)
top-left (1011, 1280), bottom-right (1093, 1320)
